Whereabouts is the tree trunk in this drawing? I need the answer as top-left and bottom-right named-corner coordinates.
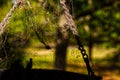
top-left (88, 34), bottom-right (93, 62)
top-left (54, 26), bottom-right (69, 70)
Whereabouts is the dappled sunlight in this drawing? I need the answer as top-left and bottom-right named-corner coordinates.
top-left (92, 47), bottom-right (117, 59)
top-left (24, 47), bottom-right (54, 56)
top-left (22, 45), bottom-right (120, 80)
top-left (0, 0), bottom-right (120, 80)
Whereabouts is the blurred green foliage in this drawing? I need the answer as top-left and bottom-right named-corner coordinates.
top-left (0, 0), bottom-right (120, 68)
top-left (0, 0), bottom-right (57, 68)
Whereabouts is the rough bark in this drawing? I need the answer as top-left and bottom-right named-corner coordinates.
top-left (54, 27), bottom-right (69, 70)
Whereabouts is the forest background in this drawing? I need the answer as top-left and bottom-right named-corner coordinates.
top-left (0, 0), bottom-right (120, 80)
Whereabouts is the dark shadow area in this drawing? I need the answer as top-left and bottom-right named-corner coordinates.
top-left (109, 50), bottom-right (120, 66)
top-left (94, 50), bottom-right (120, 76)
top-left (97, 64), bottom-right (120, 74)
top-left (67, 63), bottom-right (83, 69)
top-left (0, 31), bottom-right (30, 68)
top-left (0, 58), bottom-right (102, 80)
top-left (1, 69), bottom-right (102, 80)
top-left (0, 0), bottom-right (8, 7)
